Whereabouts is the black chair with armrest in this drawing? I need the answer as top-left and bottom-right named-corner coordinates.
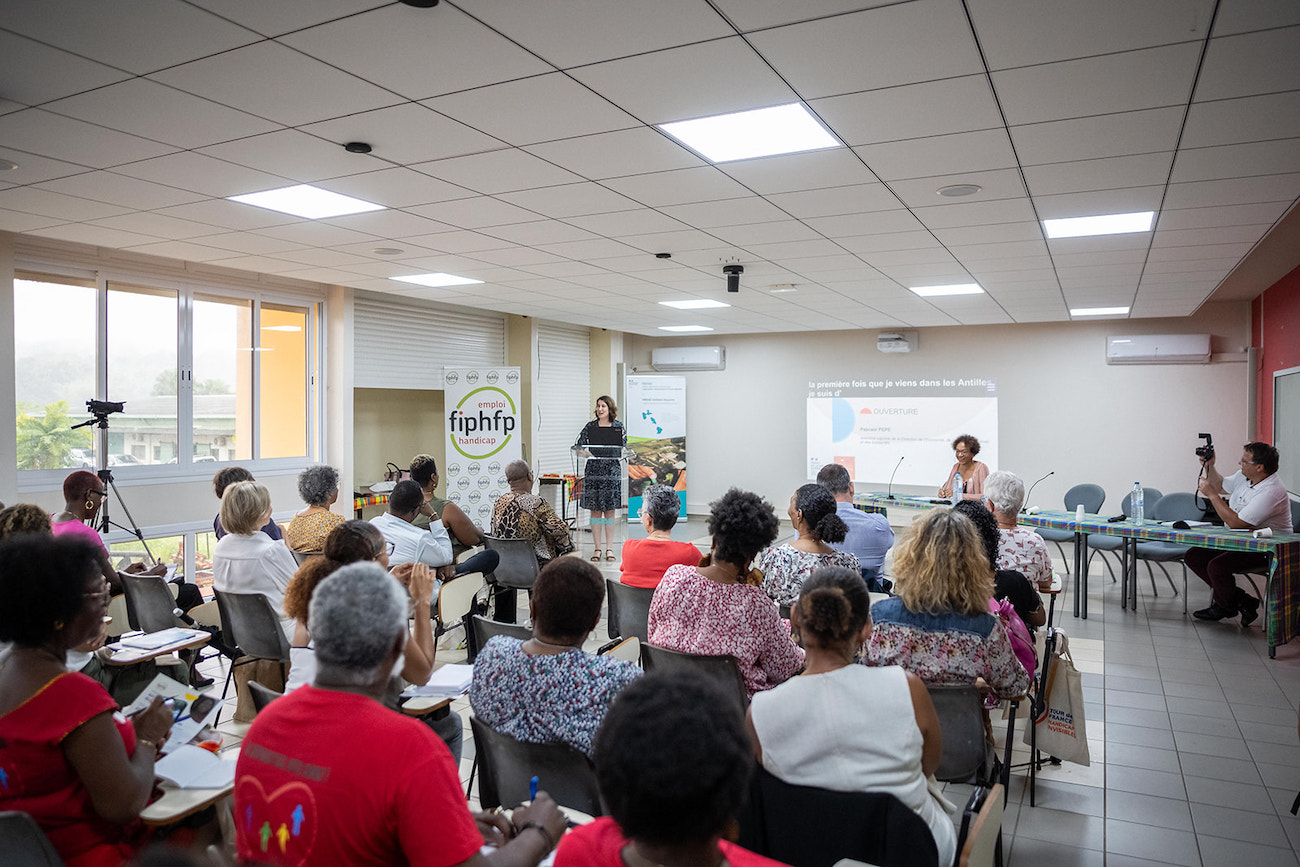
top-left (604, 578), bottom-right (653, 643)
top-left (212, 589), bottom-right (291, 723)
top-left (468, 716), bottom-right (604, 817)
top-left (0, 810), bottom-right (65, 867)
top-left (640, 643), bottom-right (748, 710)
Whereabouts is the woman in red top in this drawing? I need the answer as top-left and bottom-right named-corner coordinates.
top-left (555, 671), bottom-right (789, 867)
top-left (0, 535), bottom-right (175, 867)
top-left (620, 484), bottom-right (701, 589)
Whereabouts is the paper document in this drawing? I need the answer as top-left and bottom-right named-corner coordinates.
top-left (154, 745), bottom-right (236, 789)
top-left (403, 663), bottom-right (473, 697)
top-left (123, 673), bottom-right (223, 750)
top-left (121, 627), bottom-right (203, 650)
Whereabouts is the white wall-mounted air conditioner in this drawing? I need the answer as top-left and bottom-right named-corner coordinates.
top-left (651, 345), bottom-right (725, 371)
top-left (1106, 334), bottom-right (1211, 365)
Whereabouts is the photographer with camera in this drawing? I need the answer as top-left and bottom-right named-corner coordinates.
top-left (1188, 440), bottom-right (1293, 624)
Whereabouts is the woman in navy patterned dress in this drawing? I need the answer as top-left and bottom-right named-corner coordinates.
top-left (575, 395), bottom-right (626, 562)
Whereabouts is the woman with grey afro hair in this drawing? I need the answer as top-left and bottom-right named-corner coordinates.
top-left (285, 464), bottom-right (346, 553)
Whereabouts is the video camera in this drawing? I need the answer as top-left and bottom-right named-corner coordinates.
top-left (1195, 432), bottom-right (1214, 460)
top-left (86, 399), bottom-right (125, 417)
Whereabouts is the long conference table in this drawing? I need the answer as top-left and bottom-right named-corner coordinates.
top-left (856, 493), bottom-right (1300, 658)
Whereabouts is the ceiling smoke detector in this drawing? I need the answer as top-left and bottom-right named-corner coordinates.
top-left (0, 158), bottom-right (17, 172)
top-left (371, 247), bottom-right (404, 256)
top-left (937, 183), bottom-right (982, 198)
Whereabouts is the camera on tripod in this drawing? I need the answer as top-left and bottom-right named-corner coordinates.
top-left (1195, 432), bottom-right (1214, 460)
top-left (86, 399), bottom-right (125, 417)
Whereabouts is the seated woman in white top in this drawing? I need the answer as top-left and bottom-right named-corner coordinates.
top-left (212, 481), bottom-right (297, 640)
top-left (746, 566), bottom-right (956, 866)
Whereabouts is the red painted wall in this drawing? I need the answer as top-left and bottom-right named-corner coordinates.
top-left (1254, 262), bottom-right (1300, 440)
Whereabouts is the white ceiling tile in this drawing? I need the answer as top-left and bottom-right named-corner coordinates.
top-left (811, 76), bottom-right (1002, 145)
top-left (152, 199), bottom-right (300, 231)
top-left (602, 166), bottom-right (751, 207)
top-left (766, 184), bottom-right (900, 219)
top-left (1147, 242), bottom-right (1252, 261)
top-left (617, 229), bottom-right (729, 254)
top-left (864, 247), bottom-right (959, 268)
top-left (992, 43), bottom-right (1202, 126)
top-left (520, 261), bottom-right (609, 279)
top-left (113, 152), bottom-right (291, 197)
top-left (1142, 257), bottom-right (1239, 275)
top-left (479, 221), bottom-right (598, 246)
top-left (0, 149), bottom-right (92, 186)
top-left (1031, 186), bottom-right (1165, 219)
top-left (33, 222), bottom-right (164, 248)
top-left (187, 0), bottom-right (389, 37)
top-left (1170, 139), bottom-right (1300, 183)
top-left (88, 212), bottom-right (219, 240)
top-left (931, 222), bottom-right (1043, 245)
top-left (565, 209), bottom-right (692, 237)
top-left (150, 42), bottom-right (398, 127)
top-left (749, 0), bottom-right (983, 98)
top-left (1195, 26), bottom-right (1300, 101)
top-left (400, 230), bottom-right (513, 255)
top-left (537, 238), bottom-right (643, 260)
top-left (0, 186), bottom-right (130, 221)
top-left (316, 168), bottom-right (473, 209)
top-left (189, 232), bottom-right (307, 256)
top-left (1162, 174), bottom-right (1300, 208)
top-left (0, 31), bottom-right (132, 104)
top-left (1052, 248), bottom-right (1147, 268)
top-left (195, 254), bottom-right (307, 274)
top-left (719, 148), bottom-right (876, 195)
top-left (497, 183), bottom-right (643, 219)
top-left (413, 150), bottom-right (582, 195)
top-left (456, 0), bottom-right (733, 68)
top-left (257, 221), bottom-right (380, 247)
top-left (281, 4), bottom-right (551, 100)
top-left (2, 0), bottom-right (260, 74)
top-left (323, 209), bottom-right (454, 239)
top-left (119, 239), bottom-right (236, 261)
top-left (272, 266), bottom-right (359, 285)
top-left (855, 129), bottom-right (1018, 181)
top-left (200, 129), bottom-right (380, 182)
top-left (272, 247), bottom-right (372, 268)
top-left (744, 239), bottom-right (850, 261)
top-left (1211, 0), bottom-right (1300, 36)
top-left (300, 103), bottom-right (506, 166)
top-left (913, 197), bottom-right (1037, 229)
top-left (424, 74), bottom-right (640, 147)
top-left (0, 109), bottom-right (176, 168)
top-left (1046, 233), bottom-right (1150, 255)
top-left (0, 100), bottom-right (24, 117)
top-left (779, 254), bottom-right (872, 275)
top-left (1183, 91), bottom-right (1300, 151)
top-left (837, 230), bottom-right (941, 254)
top-left (1156, 202), bottom-right (1289, 230)
top-left (407, 197), bottom-right (541, 229)
top-left (876, 264), bottom-right (971, 284)
top-left (969, 0), bottom-right (1213, 69)
top-left (710, 220), bottom-right (823, 247)
top-left (569, 37), bottom-right (798, 126)
top-left (948, 239), bottom-right (1049, 261)
top-left (526, 128), bottom-right (704, 180)
top-left (0, 208), bottom-right (64, 233)
top-left (1023, 152), bottom-right (1174, 197)
top-left (36, 171), bottom-right (207, 210)
top-left (804, 209), bottom-right (926, 238)
top-left (890, 168), bottom-right (1028, 209)
top-left (661, 196), bottom-right (791, 228)
top-left (1010, 107), bottom-right (1185, 165)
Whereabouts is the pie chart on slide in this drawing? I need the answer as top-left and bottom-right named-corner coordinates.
top-left (832, 398), bottom-right (855, 442)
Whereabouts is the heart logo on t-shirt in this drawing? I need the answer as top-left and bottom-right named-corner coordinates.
top-left (236, 776), bottom-right (318, 865)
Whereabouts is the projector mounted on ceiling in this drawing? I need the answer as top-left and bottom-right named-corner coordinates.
top-left (876, 332), bottom-right (916, 354)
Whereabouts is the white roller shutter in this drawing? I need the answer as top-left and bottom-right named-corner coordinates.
top-left (354, 294), bottom-right (505, 389)
top-left (534, 321), bottom-right (591, 476)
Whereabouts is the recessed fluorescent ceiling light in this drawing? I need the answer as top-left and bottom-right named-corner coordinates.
top-left (1043, 211), bottom-right (1154, 239)
top-left (659, 325), bottom-right (714, 332)
top-left (658, 103), bottom-right (838, 163)
top-left (658, 299), bottom-right (731, 310)
top-left (1070, 306), bottom-right (1130, 316)
top-left (909, 283), bottom-right (984, 297)
top-left (390, 273), bottom-right (484, 288)
top-left (228, 184), bottom-right (385, 219)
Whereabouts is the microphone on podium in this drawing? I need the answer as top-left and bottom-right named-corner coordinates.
top-left (1022, 471), bottom-right (1054, 511)
top-left (886, 457), bottom-right (905, 500)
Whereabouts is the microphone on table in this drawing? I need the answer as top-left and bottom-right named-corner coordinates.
top-left (886, 457), bottom-right (904, 500)
top-left (1022, 471), bottom-right (1053, 511)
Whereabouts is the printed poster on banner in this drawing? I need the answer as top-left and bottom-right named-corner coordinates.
top-left (443, 367), bottom-right (522, 527)
top-left (625, 375), bottom-right (686, 521)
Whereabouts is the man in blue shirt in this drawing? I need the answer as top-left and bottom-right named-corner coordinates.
top-left (816, 463), bottom-right (895, 592)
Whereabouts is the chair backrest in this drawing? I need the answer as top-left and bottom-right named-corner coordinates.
top-left (640, 644), bottom-right (748, 709)
top-left (605, 579), bottom-right (654, 643)
top-left (482, 536), bottom-right (541, 590)
top-left (735, 765), bottom-right (940, 867)
top-left (213, 589), bottom-right (291, 663)
top-left (1063, 484), bottom-right (1105, 514)
top-left (470, 614), bottom-right (532, 660)
top-left (290, 550), bottom-right (317, 565)
top-left (599, 635), bottom-right (640, 664)
top-left (105, 593), bottom-right (130, 640)
top-left (0, 810), bottom-right (65, 867)
top-left (1291, 498), bottom-right (1299, 530)
top-left (438, 572), bottom-right (486, 629)
top-left (468, 716), bottom-right (604, 816)
top-left (926, 684), bottom-right (991, 783)
top-left (1120, 487), bottom-right (1163, 516)
top-left (119, 574), bottom-right (182, 634)
top-left (1151, 492), bottom-right (1204, 522)
top-left (957, 784), bottom-right (1004, 867)
top-left (248, 681), bottom-right (283, 714)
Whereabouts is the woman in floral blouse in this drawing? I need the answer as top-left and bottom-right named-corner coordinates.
top-left (648, 488), bottom-right (804, 698)
top-left (758, 484), bottom-right (860, 606)
top-left (470, 557), bottom-right (640, 757)
top-left (865, 508), bottom-right (1030, 700)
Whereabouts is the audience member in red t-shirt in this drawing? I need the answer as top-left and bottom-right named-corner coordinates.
top-left (235, 561), bottom-right (566, 867)
top-left (621, 484), bottom-right (700, 588)
top-left (554, 671), bottom-right (790, 867)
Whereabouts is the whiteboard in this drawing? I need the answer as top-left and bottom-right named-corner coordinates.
top-left (1275, 365), bottom-right (1300, 494)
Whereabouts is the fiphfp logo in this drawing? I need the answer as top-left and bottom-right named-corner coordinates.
top-left (466, 370), bottom-right (479, 384)
top-left (448, 386), bottom-right (518, 460)
top-left (486, 371), bottom-right (500, 384)
top-left (445, 371), bottom-right (459, 386)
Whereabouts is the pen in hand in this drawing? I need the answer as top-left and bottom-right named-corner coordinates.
top-left (529, 775), bottom-right (538, 801)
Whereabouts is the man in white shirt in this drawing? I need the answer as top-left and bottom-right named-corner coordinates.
top-left (1188, 442), bottom-right (1293, 624)
top-left (370, 481), bottom-right (499, 588)
top-left (816, 463), bottom-right (895, 591)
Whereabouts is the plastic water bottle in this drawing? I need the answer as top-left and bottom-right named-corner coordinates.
top-left (952, 473), bottom-right (964, 505)
top-left (1132, 481), bottom-right (1144, 525)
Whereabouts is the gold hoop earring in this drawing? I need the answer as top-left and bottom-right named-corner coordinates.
top-left (85, 500), bottom-right (95, 511)
top-left (54, 620), bottom-right (64, 631)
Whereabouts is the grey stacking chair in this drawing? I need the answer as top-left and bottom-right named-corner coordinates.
top-left (1087, 486), bottom-right (1163, 590)
top-left (1035, 484), bottom-right (1106, 574)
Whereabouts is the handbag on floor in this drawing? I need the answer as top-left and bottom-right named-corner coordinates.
top-left (1023, 631), bottom-right (1090, 766)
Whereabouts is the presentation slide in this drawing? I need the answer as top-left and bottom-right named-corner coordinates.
top-left (807, 376), bottom-right (998, 489)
